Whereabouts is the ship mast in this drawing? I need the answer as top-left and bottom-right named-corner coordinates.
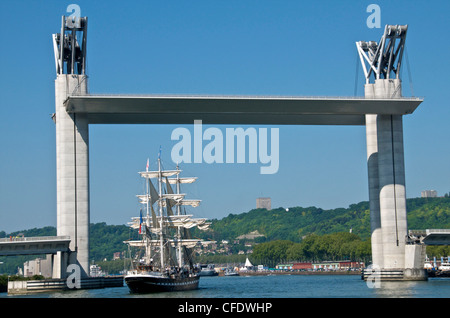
top-left (157, 156), bottom-right (165, 271)
top-left (176, 163), bottom-right (183, 268)
top-left (145, 160), bottom-right (151, 265)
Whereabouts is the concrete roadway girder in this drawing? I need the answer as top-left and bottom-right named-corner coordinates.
top-left (64, 95), bottom-right (422, 125)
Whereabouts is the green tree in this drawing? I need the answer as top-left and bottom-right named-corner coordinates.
top-left (252, 240), bottom-right (294, 267)
top-left (252, 232), bottom-right (371, 266)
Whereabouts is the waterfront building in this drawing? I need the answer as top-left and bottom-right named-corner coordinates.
top-left (23, 255), bottom-right (52, 277)
top-left (276, 261), bottom-right (365, 271)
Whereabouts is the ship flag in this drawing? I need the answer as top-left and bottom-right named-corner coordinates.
top-left (139, 209), bottom-right (143, 234)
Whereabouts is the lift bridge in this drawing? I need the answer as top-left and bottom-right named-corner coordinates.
top-left (1, 15), bottom-right (449, 283)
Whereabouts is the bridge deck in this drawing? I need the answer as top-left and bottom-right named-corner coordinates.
top-left (0, 236), bottom-right (71, 256)
top-left (409, 229), bottom-right (450, 245)
top-left (65, 95), bottom-right (423, 125)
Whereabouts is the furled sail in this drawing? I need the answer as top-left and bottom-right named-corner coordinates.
top-left (124, 239), bottom-right (213, 249)
top-left (128, 215), bottom-right (210, 230)
top-left (137, 193), bottom-right (185, 204)
top-left (159, 199), bottom-right (201, 208)
top-left (163, 177), bottom-right (197, 184)
top-left (139, 170), bottom-right (181, 179)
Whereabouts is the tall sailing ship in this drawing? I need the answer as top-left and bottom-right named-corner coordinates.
top-left (124, 156), bottom-right (213, 293)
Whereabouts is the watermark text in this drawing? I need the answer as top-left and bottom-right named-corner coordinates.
top-left (171, 120), bottom-right (279, 174)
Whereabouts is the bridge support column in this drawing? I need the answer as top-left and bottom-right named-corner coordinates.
top-left (365, 79), bottom-right (426, 280)
top-left (365, 113), bottom-right (384, 269)
top-left (404, 244), bottom-right (427, 280)
top-left (53, 74), bottom-right (90, 278)
top-left (52, 251), bottom-right (70, 279)
top-left (377, 111), bottom-right (407, 270)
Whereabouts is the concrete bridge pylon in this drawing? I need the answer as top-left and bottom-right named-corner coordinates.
top-left (52, 16), bottom-right (89, 278)
top-left (358, 25), bottom-right (427, 280)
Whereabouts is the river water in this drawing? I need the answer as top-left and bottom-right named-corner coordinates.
top-left (2, 274), bottom-right (450, 298)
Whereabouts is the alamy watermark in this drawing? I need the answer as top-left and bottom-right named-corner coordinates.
top-left (66, 264), bottom-right (81, 289)
top-left (365, 264), bottom-right (381, 288)
top-left (67, 4), bottom-right (81, 19)
top-left (171, 120), bottom-right (279, 174)
top-left (366, 4), bottom-right (381, 29)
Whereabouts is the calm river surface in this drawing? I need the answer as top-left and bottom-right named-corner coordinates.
top-left (2, 274), bottom-right (450, 298)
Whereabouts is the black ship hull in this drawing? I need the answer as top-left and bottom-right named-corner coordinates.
top-left (125, 274), bottom-right (200, 293)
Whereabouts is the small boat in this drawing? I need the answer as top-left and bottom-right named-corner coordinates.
top-left (198, 264), bottom-right (218, 276)
top-left (224, 267), bottom-right (239, 276)
top-left (89, 264), bottom-right (103, 277)
top-left (124, 155), bottom-right (214, 293)
top-left (435, 262), bottom-right (450, 277)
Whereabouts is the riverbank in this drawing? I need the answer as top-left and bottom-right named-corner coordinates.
top-left (219, 270), bottom-right (362, 276)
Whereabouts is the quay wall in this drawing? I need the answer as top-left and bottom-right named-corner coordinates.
top-left (7, 276), bottom-right (123, 295)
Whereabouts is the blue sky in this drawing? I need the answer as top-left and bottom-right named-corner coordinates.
top-left (0, 0), bottom-right (449, 233)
